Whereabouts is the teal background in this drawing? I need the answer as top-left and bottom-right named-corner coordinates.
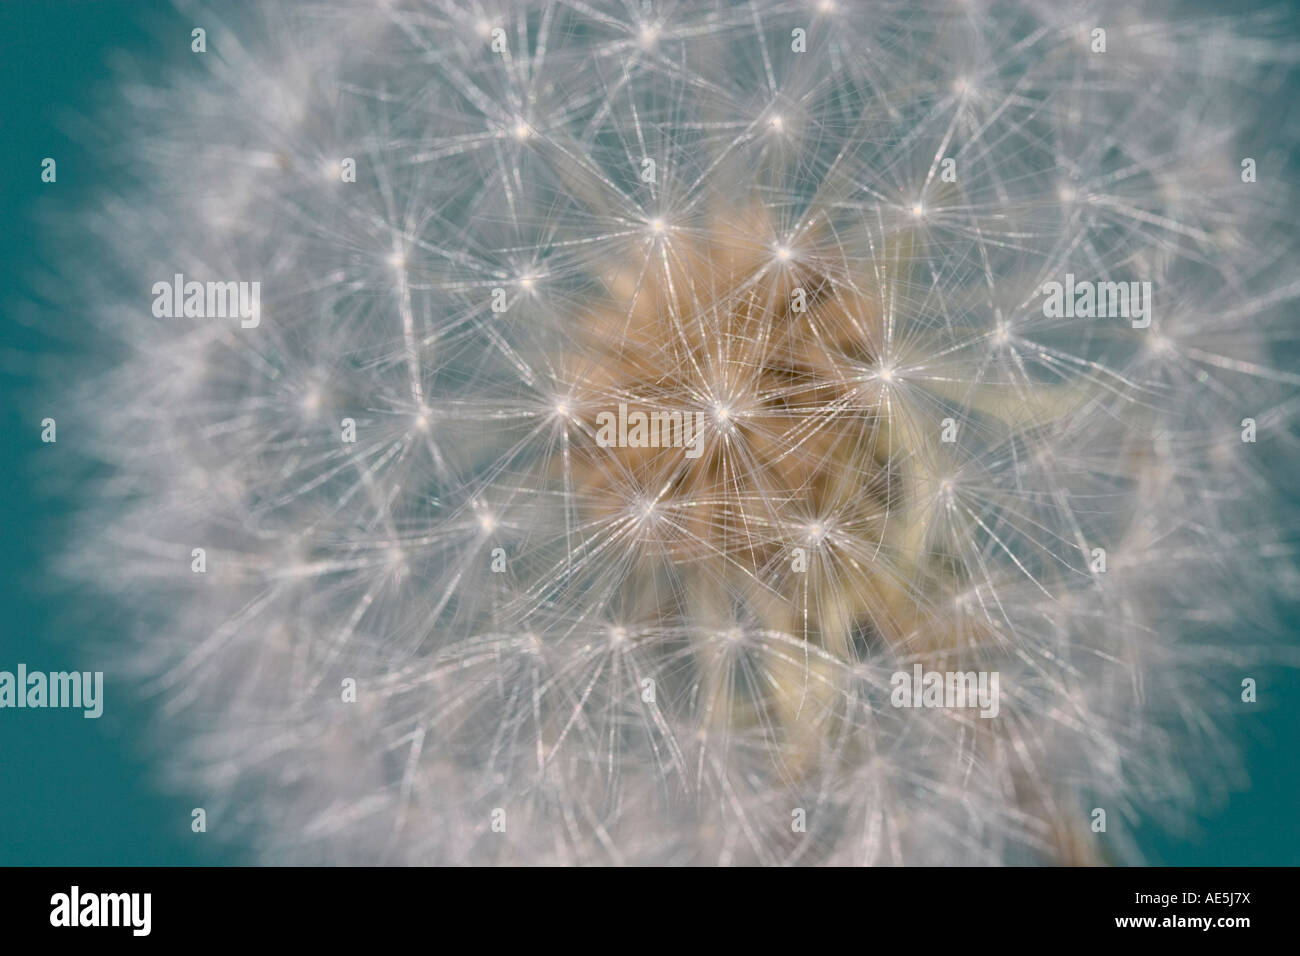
top-left (0, 0), bottom-right (242, 865)
top-left (0, 0), bottom-right (1295, 866)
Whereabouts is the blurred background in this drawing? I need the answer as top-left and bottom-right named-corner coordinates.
top-left (1, 0), bottom-right (1295, 866)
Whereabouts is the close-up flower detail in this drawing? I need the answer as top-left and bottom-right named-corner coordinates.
top-left (57, 0), bottom-right (1300, 865)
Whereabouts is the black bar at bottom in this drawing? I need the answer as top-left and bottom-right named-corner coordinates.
top-left (0, 865), bottom-right (1283, 942)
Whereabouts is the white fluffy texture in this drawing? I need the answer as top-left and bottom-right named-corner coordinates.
top-left (70, 0), bottom-right (1300, 864)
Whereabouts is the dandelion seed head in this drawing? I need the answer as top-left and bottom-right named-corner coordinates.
top-left (60, 0), bottom-right (1300, 866)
